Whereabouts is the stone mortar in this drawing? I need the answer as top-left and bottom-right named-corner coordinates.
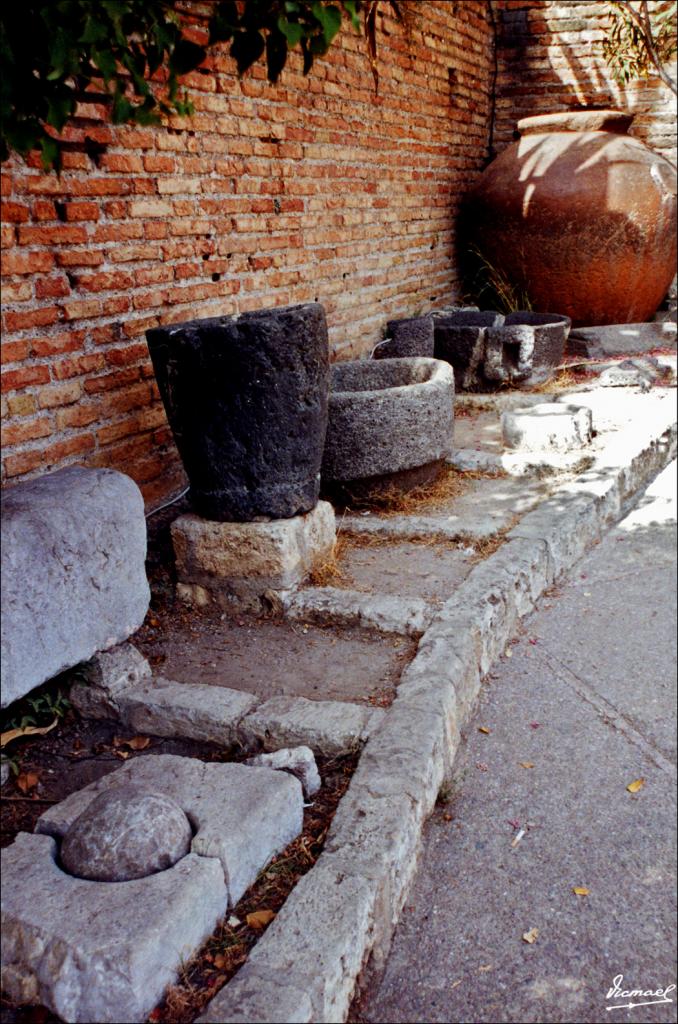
top-left (321, 357), bottom-right (454, 499)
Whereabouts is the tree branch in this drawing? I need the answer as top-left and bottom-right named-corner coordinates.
top-left (617, 0), bottom-right (677, 95)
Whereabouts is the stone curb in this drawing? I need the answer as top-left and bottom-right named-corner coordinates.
top-left (199, 409), bottom-right (677, 1023)
top-left (281, 586), bottom-right (433, 637)
top-left (72, 673), bottom-right (385, 758)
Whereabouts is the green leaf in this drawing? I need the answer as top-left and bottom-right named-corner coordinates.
top-left (278, 16), bottom-right (304, 46)
top-left (230, 29), bottom-right (265, 76)
top-left (112, 91), bottom-right (133, 123)
top-left (342, 0), bottom-right (361, 31)
top-left (92, 47), bottom-right (117, 83)
top-left (46, 94), bottom-right (74, 131)
top-left (80, 15), bottom-right (108, 45)
top-left (170, 38), bottom-right (206, 75)
top-left (209, 0), bottom-right (239, 43)
top-left (41, 135), bottom-right (59, 168)
top-left (312, 2), bottom-right (342, 45)
top-left (266, 29), bottom-right (288, 82)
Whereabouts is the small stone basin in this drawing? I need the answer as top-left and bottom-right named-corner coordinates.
top-left (433, 309), bottom-right (570, 389)
top-left (373, 315), bottom-right (435, 359)
top-left (321, 357), bottom-right (454, 502)
top-left (499, 311), bottom-right (571, 385)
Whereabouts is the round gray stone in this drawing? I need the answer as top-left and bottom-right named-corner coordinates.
top-left (60, 783), bottom-right (192, 882)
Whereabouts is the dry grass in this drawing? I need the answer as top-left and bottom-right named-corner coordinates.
top-left (529, 367), bottom-right (582, 393)
top-left (340, 465), bottom-right (487, 517)
top-left (307, 535), bottom-right (350, 587)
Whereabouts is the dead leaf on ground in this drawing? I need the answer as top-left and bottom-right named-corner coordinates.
top-left (572, 887), bottom-right (590, 896)
top-left (478, 963), bottom-right (493, 973)
top-left (522, 927), bottom-right (539, 944)
top-left (16, 771), bottom-right (40, 794)
top-left (626, 778), bottom-right (645, 793)
top-left (113, 735), bottom-right (151, 751)
top-left (478, 726), bottom-right (491, 735)
top-left (1, 719), bottom-right (58, 748)
top-left (519, 762), bottom-right (535, 769)
top-left (246, 909), bottom-right (275, 930)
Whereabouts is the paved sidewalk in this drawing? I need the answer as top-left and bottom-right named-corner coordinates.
top-left (353, 461), bottom-right (677, 1024)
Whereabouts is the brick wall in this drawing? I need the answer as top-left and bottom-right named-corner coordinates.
top-left (493, 1), bottom-right (677, 164)
top-left (0, 0), bottom-right (494, 506)
top-left (2, 1), bottom-right (676, 508)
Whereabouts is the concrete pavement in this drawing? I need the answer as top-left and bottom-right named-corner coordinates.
top-left (353, 461), bottom-right (677, 1024)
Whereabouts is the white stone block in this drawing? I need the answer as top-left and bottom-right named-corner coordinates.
top-left (502, 402), bottom-right (593, 452)
top-left (171, 501), bottom-right (336, 611)
top-left (1, 832), bottom-right (226, 1024)
top-left (36, 754), bottom-right (303, 908)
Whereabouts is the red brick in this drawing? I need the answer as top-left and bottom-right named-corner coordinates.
top-left (75, 271), bottom-right (135, 293)
top-left (61, 299), bottom-right (103, 321)
top-left (1, 339), bottom-right (31, 364)
top-left (56, 249), bottom-right (105, 268)
top-left (1, 202), bottom-right (30, 223)
top-left (52, 353), bottom-right (105, 380)
top-left (18, 225), bottom-right (88, 245)
top-left (1, 364), bottom-right (50, 392)
top-left (38, 381), bottom-right (82, 408)
top-left (105, 342), bottom-right (148, 367)
top-left (43, 433), bottom-right (95, 464)
top-left (1, 224), bottom-right (16, 248)
top-left (31, 331), bottom-right (84, 357)
top-left (4, 449), bottom-right (44, 477)
top-left (35, 275), bottom-right (71, 299)
top-left (64, 202), bottom-right (100, 222)
top-left (7, 393), bottom-right (38, 417)
top-left (31, 200), bottom-right (58, 221)
top-left (84, 367), bottom-right (141, 394)
top-left (2, 250), bottom-right (55, 275)
top-left (4, 306), bottom-right (61, 331)
top-left (56, 404), bottom-right (100, 429)
top-left (1, 417), bottom-right (53, 445)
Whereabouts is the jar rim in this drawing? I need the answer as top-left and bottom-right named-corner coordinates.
top-left (517, 110), bottom-right (634, 135)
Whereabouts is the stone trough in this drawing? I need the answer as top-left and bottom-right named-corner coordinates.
top-left (433, 309), bottom-right (570, 390)
top-left (321, 357), bottom-right (454, 502)
top-left (1, 755), bottom-right (305, 1023)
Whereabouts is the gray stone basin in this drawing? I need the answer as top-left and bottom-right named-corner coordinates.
top-left (321, 358), bottom-right (454, 502)
top-left (433, 309), bottom-right (570, 390)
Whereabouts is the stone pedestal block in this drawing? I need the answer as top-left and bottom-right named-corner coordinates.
top-left (1, 466), bottom-right (149, 709)
top-left (502, 403), bottom-right (593, 452)
top-left (171, 501), bottom-right (336, 611)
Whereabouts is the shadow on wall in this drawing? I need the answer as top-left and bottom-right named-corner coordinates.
top-left (493, 0), bottom-right (677, 164)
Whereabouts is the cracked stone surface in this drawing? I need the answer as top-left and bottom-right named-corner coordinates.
top-left (172, 500), bottom-right (336, 611)
top-left (353, 461), bottom-right (677, 1024)
top-left (501, 403), bottom-right (593, 452)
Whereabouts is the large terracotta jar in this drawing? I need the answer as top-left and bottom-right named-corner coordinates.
top-left (464, 111), bottom-right (677, 326)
